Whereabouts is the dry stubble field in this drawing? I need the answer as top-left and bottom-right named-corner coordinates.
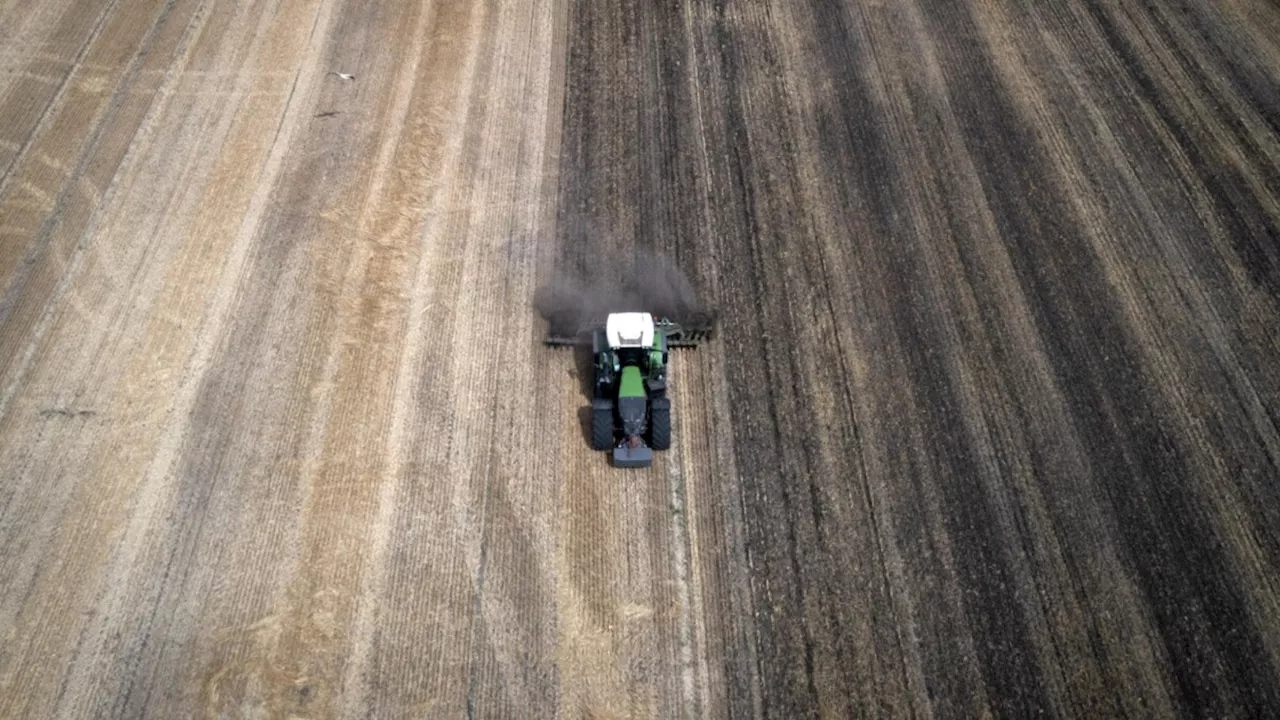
top-left (1, 0), bottom-right (1279, 717)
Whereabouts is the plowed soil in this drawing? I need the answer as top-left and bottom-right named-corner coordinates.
top-left (2, 0), bottom-right (1279, 717)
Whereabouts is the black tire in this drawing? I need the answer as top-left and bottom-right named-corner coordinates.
top-left (649, 397), bottom-right (671, 450)
top-left (591, 399), bottom-right (615, 451)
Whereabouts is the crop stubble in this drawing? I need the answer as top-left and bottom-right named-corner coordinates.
top-left (0, 0), bottom-right (1278, 717)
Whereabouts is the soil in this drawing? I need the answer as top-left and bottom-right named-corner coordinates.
top-left (1, 0), bottom-right (1279, 716)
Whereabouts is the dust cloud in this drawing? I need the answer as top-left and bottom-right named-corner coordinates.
top-left (534, 253), bottom-right (715, 337)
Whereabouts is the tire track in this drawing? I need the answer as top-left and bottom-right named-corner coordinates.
top-left (0, 0), bottom-right (317, 715)
top-left (31, 1), bottom-right (344, 716)
top-left (0, 0), bottom-right (119, 188)
top-left (0, 0), bottom-right (193, 406)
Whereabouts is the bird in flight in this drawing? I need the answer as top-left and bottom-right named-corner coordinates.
top-left (328, 71), bottom-right (355, 81)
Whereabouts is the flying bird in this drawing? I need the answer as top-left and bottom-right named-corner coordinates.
top-left (328, 71), bottom-right (355, 81)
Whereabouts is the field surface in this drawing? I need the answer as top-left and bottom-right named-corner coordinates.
top-left (2, 0), bottom-right (1279, 717)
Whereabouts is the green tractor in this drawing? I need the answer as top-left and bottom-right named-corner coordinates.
top-left (547, 311), bottom-right (712, 468)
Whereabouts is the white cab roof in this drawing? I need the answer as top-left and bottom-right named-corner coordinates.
top-left (606, 312), bottom-right (655, 348)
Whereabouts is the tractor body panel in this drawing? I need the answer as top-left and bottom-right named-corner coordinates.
top-left (618, 366), bottom-right (645, 398)
top-left (612, 444), bottom-right (653, 468)
top-left (617, 396), bottom-right (647, 439)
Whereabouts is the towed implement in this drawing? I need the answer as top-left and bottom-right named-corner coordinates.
top-left (546, 312), bottom-right (712, 467)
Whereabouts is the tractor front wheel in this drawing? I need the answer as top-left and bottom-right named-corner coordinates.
top-left (649, 397), bottom-right (671, 450)
top-left (591, 398), bottom-right (615, 451)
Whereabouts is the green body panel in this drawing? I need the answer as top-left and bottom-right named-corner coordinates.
top-left (619, 366), bottom-right (645, 398)
top-left (649, 332), bottom-right (665, 371)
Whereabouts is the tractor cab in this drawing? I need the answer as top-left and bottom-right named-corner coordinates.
top-left (606, 312), bottom-right (655, 349)
top-left (605, 312), bottom-right (668, 379)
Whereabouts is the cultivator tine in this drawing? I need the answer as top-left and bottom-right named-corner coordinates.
top-left (544, 334), bottom-right (585, 347)
top-left (657, 319), bottom-right (715, 348)
top-left (544, 322), bottom-right (602, 347)
top-left (665, 332), bottom-right (709, 347)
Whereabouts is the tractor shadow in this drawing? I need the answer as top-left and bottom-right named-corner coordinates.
top-left (569, 339), bottom-right (596, 450)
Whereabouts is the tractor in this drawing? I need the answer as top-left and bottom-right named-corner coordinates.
top-left (546, 311), bottom-right (712, 468)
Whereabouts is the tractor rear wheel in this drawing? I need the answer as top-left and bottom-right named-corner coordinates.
top-left (591, 398), bottom-right (615, 451)
top-left (649, 397), bottom-right (671, 450)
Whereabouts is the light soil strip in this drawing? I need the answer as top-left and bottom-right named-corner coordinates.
top-left (251, 0), bottom-right (453, 715)
top-left (0, 0), bottom-right (341, 716)
top-left (0, 0), bottom-right (200, 405)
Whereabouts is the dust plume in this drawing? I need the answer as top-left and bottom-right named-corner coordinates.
top-left (534, 253), bottom-right (715, 337)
